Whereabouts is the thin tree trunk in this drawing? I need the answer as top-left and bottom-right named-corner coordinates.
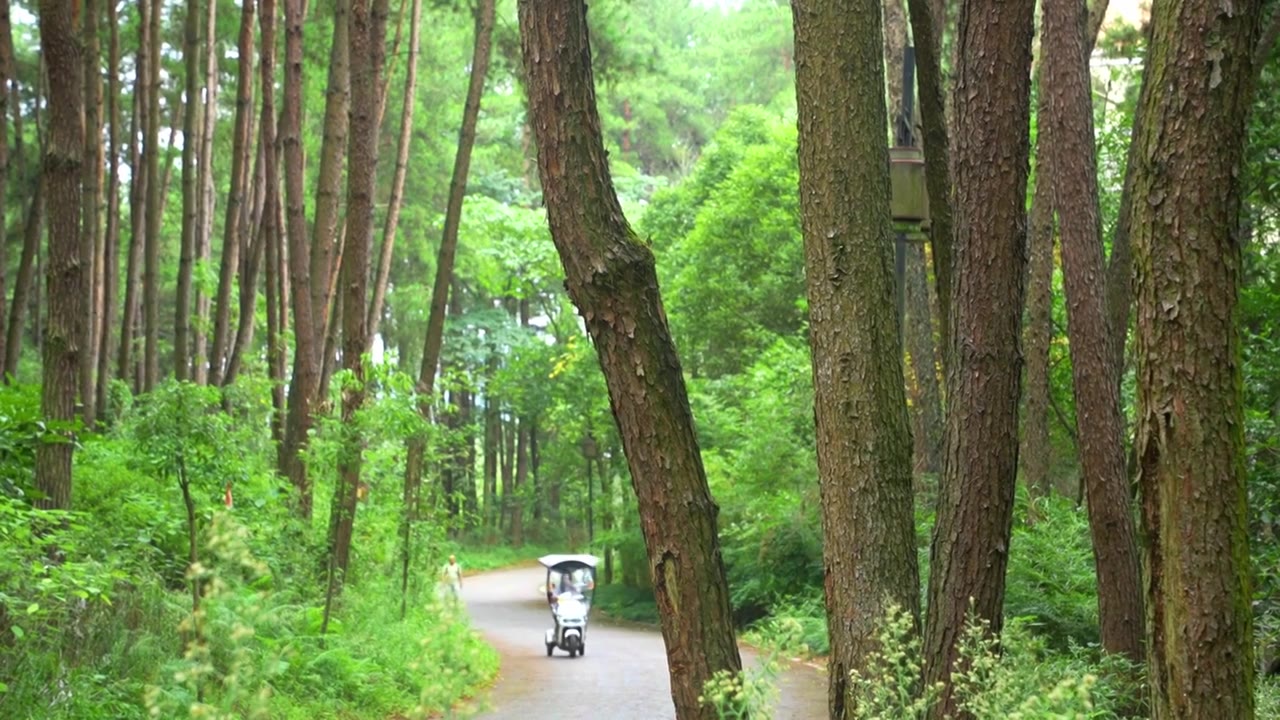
top-left (80, 0), bottom-right (104, 423)
top-left (518, 3), bottom-right (743, 716)
top-left (399, 0), bottom-right (495, 590)
top-left (209, 0), bottom-right (256, 387)
top-left (175, 0), bottom-right (202, 382)
top-left (224, 118), bottom-right (266, 389)
top-left (793, 1), bottom-right (920, 714)
top-left (95, 0), bottom-right (121, 418)
top-left (193, 0), bottom-right (219, 385)
top-left (1042, 0), bottom-right (1143, 663)
top-left (904, 0), bottom-right (954, 377)
top-left (324, 0), bottom-right (389, 617)
top-left (309, 0), bottom-right (349, 338)
top-left (258, 0), bottom-right (284, 442)
top-left (142, 0), bottom-right (161, 392)
top-left (118, 21), bottom-right (146, 389)
top-left (4, 179), bottom-right (43, 379)
top-left (1131, 0), bottom-right (1262, 716)
top-left (483, 355), bottom-right (498, 533)
top-left (35, 0), bottom-right (84, 510)
top-left (905, 242), bottom-right (943, 474)
top-left (922, 0), bottom-right (1035, 714)
top-left (0, 0), bottom-right (12, 377)
top-left (366, 0), bottom-right (423, 351)
top-left (500, 407), bottom-right (513, 532)
top-left (1021, 162), bottom-right (1055, 498)
top-left (280, 0), bottom-right (319, 518)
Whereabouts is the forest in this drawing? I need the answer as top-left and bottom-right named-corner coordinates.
top-left (1, 0), bottom-right (1279, 717)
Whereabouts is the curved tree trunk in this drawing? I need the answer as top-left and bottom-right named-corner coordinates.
top-left (922, 0), bottom-right (1035, 714)
top-left (35, 0), bottom-right (84, 510)
top-left (4, 178), bottom-right (41, 380)
top-left (517, 3), bottom-right (743, 716)
top-left (792, 1), bottom-right (921, 716)
top-left (1130, 1), bottom-right (1262, 716)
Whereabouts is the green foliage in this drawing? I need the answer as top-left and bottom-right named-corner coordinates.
top-left (698, 661), bottom-right (780, 720)
top-left (847, 604), bottom-right (1143, 719)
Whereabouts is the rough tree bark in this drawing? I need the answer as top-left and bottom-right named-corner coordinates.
top-left (35, 0), bottom-right (84, 509)
top-left (517, 2), bottom-right (743, 716)
top-left (175, 0), bottom-right (201, 382)
top-left (791, 1), bottom-right (920, 716)
top-left (366, 0), bottom-right (423, 351)
top-left (1042, 0), bottom-right (1144, 662)
top-left (280, 0), bottom-right (319, 518)
top-left (1130, 0), bottom-right (1262, 716)
top-left (209, 0), bottom-right (255, 387)
top-left (922, 0), bottom-right (1035, 714)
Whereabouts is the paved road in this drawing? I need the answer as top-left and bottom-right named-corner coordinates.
top-left (459, 565), bottom-right (828, 719)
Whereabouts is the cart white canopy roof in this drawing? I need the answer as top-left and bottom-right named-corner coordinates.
top-left (538, 554), bottom-right (599, 569)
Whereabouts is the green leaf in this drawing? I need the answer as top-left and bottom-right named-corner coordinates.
top-left (11, 625), bottom-right (25, 640)
top-left (25, 602), bottom-right (38, 615)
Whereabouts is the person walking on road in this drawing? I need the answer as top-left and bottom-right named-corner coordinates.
top-left (441, 554), bottom-right (463, 605)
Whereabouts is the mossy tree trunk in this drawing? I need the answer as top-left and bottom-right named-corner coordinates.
top-left (1130, 0), bottom-right (1262, 715)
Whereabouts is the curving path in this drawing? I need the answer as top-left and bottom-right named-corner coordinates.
top-left (459, 564), bottom-right (827, 719)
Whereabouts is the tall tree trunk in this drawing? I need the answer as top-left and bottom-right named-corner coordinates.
top-left (281, 0), bottom-right (319, 518)
top-left (309, 0), bottom-right (349, 339)
top-left (1131, 0), bottom-right (1262, 716)
top-left (5, 178), bottom-right (43, 379)
top-left (175, 0), bottom-right (202, 382)
top-left (95, 0), bottom-right (121, 419)
top-left (209, 0), bottom-right (255, 387)
top-left (922, 0), bottom-right (1035, 714)
top-left (792, 1), bottom-right (920, 715)
top-left (224, 122), bottom-right (267, 388)
top-left (500, 407), bottom-right (513, 532)
top-left (366, 0), bottom-right (423, 351)
top-left (483, 355), bottom-right (498, 533)
top-left (258, 0), bottom-right (284, 442)
top-left (399, 0), bottom-right (495, 591)
top-left (142, 0), bottom-right (161, 392)
top-left (1042, 0), bottom-right (1143, 663)
top-left (193, 0), bottom-right (219, 385)
top-left (80, 0), bottom-right (104, 424)
top-left (118, 25), bottom-right (146, 389)
top-left (1021, 163), bottom-right (1055, 498)
top-left (905, 243), bottom-right (944, 474)
top-left (324, 0), bottom-right (388, 613)
top-left (904, 0), bottom-right (954, 376)
top-left (0, 0), bottom-right (12, 378)
top-left (518, 3), bottom-right (743, 716)
top-left (35, 0), bottom-right (84, 510)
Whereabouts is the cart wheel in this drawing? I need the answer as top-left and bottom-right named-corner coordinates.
top-left (579, 644), bottom-right (585, 656)
top-left (546, 644), bottom-right (554, 657)
top-left (569, 648), bottom-right (578, 658)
